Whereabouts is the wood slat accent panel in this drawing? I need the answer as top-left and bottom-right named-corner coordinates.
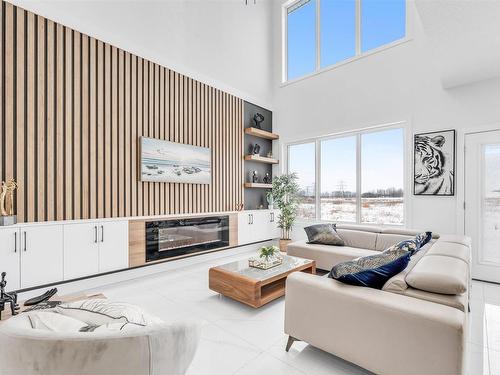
top-left (0, 0), bottom-right (244, 223)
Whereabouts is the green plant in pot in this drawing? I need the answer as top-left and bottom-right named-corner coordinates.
top-left (270, 173), bottom-right (300, 252)
top-left (259, 245), bottom-right (280, 262)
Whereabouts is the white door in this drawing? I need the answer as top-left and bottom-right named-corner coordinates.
top-left (21, 225), bottom-right (63, 288)
top-left (98, 221), bottom-right (129, 273)
top-left (0, 227), bottom-right (21, 291)
top-left (465, 130), bottom-right (500, 282)
top-left (64, 223), bottom-right (99, 280)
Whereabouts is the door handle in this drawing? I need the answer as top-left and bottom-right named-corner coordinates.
top-left (248, 214), bottom-right (251, 225)
top-left (94, 226), bottom-right (98, 243)
top-left (251, 214), bottom-right (254, 224)
top-left (100, 225), bottom-right (104, 242)
top-left (23, 231), bottom-right (27, 252)
top-left (14, 232), bottom-right (17, 253)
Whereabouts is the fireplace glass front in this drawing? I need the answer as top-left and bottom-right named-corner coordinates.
top-left (145, 216), bottom-right (229, 262)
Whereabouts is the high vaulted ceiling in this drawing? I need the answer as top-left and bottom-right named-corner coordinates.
top-left (415, 0), bottom-right (500, 88)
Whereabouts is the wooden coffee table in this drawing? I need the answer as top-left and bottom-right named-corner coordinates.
top-left (209, 255), bottom-right (315, 308)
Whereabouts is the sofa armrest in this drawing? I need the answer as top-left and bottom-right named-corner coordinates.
top-left (285, 272), bottom-right (465, 375)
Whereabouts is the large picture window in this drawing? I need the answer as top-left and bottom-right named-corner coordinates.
top-left (288, 142), bottom-right (316, 219)
top-left (287, 126), bottom-right (405, 225)
top-left (285, 0), bottom-right (407, 82)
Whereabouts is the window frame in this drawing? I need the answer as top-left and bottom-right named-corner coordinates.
top-left (285, 121), bottom-right (409, 227)
top-left (282, 0), bottom-right (411, 84)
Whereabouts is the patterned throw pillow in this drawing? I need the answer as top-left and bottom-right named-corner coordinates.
top-left (304, 224), bottom-right (345, 246)
top-left (56, 299), bottom-right (163, 328)
top-left (415, 231), bottom-right (432, 250)
top-left (328, 238), bottom-right (420, 289)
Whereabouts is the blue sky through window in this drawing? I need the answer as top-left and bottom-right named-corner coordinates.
top-left (320, 0), bottom-right (356, 67)
top-left (287, 0), bottom-right (406, 81)
top-left (287, 0), bottom-right (317, 80)
top-left (361, 0), bottom-right (406, 52)
top-left (288, 128), bottom-right (404, 195)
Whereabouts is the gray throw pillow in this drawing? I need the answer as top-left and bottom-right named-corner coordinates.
top-left (304, 224), bottom-right (344, 246)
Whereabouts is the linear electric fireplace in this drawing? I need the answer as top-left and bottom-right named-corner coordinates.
top-left (145, 216), bottom-right (230, 262)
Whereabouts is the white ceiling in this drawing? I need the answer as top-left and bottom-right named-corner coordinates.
top-left (415, 0), bottom-right (500, 88)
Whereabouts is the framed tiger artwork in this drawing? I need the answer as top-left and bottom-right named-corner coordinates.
top-left (414, 129), bottom-right (456, 196)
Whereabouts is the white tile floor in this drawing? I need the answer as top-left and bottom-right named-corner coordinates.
top-left (85, 250), bottom-right (499, 375)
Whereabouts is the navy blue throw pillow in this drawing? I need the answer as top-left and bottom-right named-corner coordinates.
top-left (328, 240), bottom-right (414, 289)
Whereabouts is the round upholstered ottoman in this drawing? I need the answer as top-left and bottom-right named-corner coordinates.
top-left (0, 299), bottom-right (200, 375)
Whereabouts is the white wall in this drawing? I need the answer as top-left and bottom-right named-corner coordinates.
top-left (271, 0), bottom-right (500, 236)
top-left (7, 0), bottom-right (274, 107)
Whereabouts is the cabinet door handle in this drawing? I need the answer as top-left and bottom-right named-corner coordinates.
top-left (23, 231), bottom-right (27, 252)
top-left (14, 232), bottom-right (17, 253)
top-left (100, 225), bottom-right (104, 242)
top-left (251, 214), bottom-right (254, 224)
top-left (94, 226), bottom-right (98, 243)
top-left (248, 214), bottom-right (251, 225)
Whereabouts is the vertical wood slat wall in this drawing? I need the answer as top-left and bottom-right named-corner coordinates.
top-left (0, 1), bottom-right (244, 223)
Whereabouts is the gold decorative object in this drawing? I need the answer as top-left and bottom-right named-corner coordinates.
top-left (0, 179), bottom-right (17, 217)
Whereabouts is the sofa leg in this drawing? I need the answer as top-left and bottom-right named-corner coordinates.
top-left (285, 336), bottom-right (298, 352)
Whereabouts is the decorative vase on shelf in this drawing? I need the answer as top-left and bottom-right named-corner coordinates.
top-left (266, 192), bottom-right (274, 210)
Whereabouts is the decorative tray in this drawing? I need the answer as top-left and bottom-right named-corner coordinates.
top-left (248, 256), bottom-right (283, 270)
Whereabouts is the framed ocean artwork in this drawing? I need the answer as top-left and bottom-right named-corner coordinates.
top-left (140, 137), bottom-right (211, 184)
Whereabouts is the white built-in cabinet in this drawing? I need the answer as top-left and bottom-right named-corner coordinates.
top-left (63, 223), bottom-right (100, 279)
top-left (238, 209), bottom-right (280, 246)
top-left (0, 220), bottom-right (128, 292)
top-left (0, 227), bottom-right (21, 291)
top-left (0, 225), bottom-right (64, 290)
top-left (20, 225), bottom-right (64, 289)
top-left (64, 221), bottom-right (129, 280)
top-left (96, 222), bottom-right (129, 273)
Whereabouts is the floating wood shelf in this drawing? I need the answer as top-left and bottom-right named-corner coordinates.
top-left (244, 155), bottom-right (279, 164)
top-left (244, 127), bottom-right (279, 140)
top-left (244, 183), bottom-right (273, 189)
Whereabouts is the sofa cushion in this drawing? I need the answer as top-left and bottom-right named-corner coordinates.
top-left (375, 233), bottom-right (417, 251)
top-left (328, 241), bottom-right (412, 289)
top-left (425, 241), bottom-right (471, 265)
top-left (380, 227), bottom-right (440, 239)
top-left (335, 229), bottom-right (378, 250)
top-left (406, 255), bottom-right (468, 295)
top-left (403, 287), bottom-right (468, 312)
top-left (287, 241), bottom-right (378, 270)
top-left (438, 234), bottom-right (471, 247)
top-left (382, 241), bottom-right (432, 293)
top-left (304, 223), bottom-right (344, 246)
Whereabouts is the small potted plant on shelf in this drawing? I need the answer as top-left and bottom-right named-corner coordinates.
top-left (270, 173), bottom-right (299, 252)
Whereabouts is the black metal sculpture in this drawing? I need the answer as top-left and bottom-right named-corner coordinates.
top-left (252, 170), bottom-right (259, 183)
top-left (253, 113), bottom-right (264, 129)
top-left (263, 173), bottom-right (271, 184)
top-left (0, 272), bottom-right (20, 320)
top-left (252, 143), bottom-right (261, 155)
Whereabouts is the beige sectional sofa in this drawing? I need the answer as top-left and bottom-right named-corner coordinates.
top-left (285, 225), bottom-right (471, 375)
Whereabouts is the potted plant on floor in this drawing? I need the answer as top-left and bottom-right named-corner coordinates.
top-left (270, 173), bottom-right (299, 252)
